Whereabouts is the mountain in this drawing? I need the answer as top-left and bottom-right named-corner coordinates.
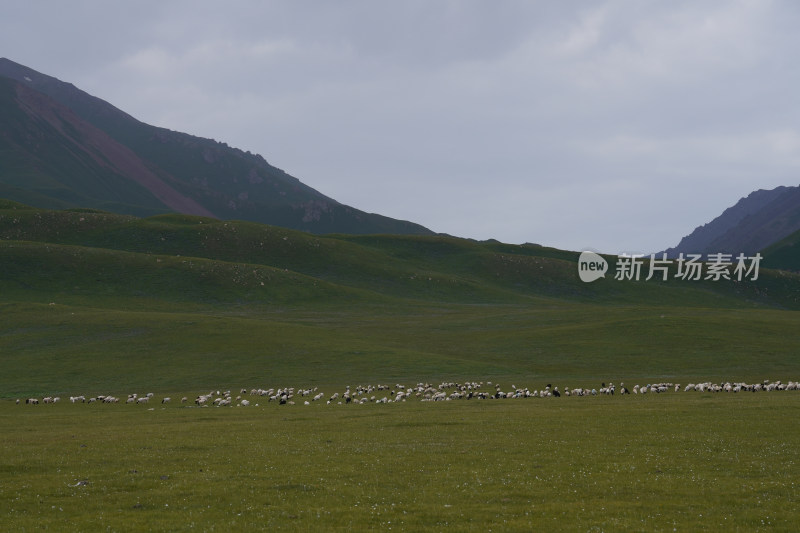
top-left (663, 185), bottom-right (800, 258)
top-left (0, 58), bottom-right (433, 235)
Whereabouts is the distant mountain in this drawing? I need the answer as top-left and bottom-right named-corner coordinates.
top-left (663, 185), bottom-right (800, 258)
top-left (0, 58), bottom-right (433, 235)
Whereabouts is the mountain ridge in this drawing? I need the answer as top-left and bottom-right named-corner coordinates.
top-left (663, 185), bottom-right (800, 258)
top-left (0, 57), bottom-right (433, 235)
top-left (7, 76), bottom-right (216, 217)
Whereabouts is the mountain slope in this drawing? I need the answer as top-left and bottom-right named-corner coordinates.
top-left (0, 76), bottom-right (215, 217)
top-left (0, 57), bottom-right (432, 235)
top-left (2, 200), bottom-right (800, 395)
top-left (2, 200), bottom-right (799, 310)
top-left (663, 185), bottom-right (800, 257)
top-left (762, 228), bottom-right (800, 272)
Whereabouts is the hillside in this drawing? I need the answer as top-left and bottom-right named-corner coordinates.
top-left (762, 228), bottom-right (800, 272)
top-left (0, 57), bottom-right (432, 235)
top-left (2, 200), bottom-right (800, 395)
top-left (663, 185), bottom-right (800, 257)
top-left (1, 199), bottom-right (798, 310)
top-left (0, 76), bottom-right (212, 217)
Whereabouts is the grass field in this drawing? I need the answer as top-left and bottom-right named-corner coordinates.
top-left (1, 300), bottom-right (800, 397)
top-left (2, 393), bottom-right (799, 531)
top-left (2, 202), bottom-right (800, 530)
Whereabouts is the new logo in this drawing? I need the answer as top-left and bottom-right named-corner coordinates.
top-left (578, 251), bottom-right (608, 283)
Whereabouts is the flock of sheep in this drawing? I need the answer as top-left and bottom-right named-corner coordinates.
top-left (13, 379), bottom-right (800, 407)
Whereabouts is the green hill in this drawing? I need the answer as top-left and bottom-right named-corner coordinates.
top-left (3, 199), bottom-right (798, 308)
top-left (762, 228), bottom-right (800, 272)
top-left (1, 201), bottom-right (800, 396)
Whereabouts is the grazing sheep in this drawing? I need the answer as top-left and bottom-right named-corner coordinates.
top-left (19, 376), bottom-right (799, 413)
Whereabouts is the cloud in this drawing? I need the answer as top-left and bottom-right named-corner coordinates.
top-left (2, 1), bottom-right (799, 253)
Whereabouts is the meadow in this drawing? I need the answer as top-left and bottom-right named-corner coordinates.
top-left (2, 393), bottom-right (799, 531)
top-left (2, 202), bottom-right (800, 530)
top-left (2, 298), bottom-right (799, 397)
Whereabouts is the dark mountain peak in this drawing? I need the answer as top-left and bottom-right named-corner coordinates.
top-left (0, 57), bottom-right (46, 83)
top-left (663, 185), bottom-right (800, 257)
top-left (0, 57), bottom-right (140, 128)
top-left (0, 58), bottom-right (432, 235)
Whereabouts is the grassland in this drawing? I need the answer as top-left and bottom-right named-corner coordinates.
top-left (2, 301), bottom-right (800, 398)
top-left (2, 201), bottom-right (800, 530)
top-left (2, 394), bottom-right (799, 531)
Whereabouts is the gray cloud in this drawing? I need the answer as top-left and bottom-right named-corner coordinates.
top-left (3, 1), bottom-right (799, 253)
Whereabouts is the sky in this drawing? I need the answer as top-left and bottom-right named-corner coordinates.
top-left (2, 1), bottom-right (799, 253)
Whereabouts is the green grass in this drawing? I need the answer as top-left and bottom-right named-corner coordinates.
top-left (2, 201), bottom-right (800, 529)
top-left (2, 301), bottom-right (799, 397)
top-left (2, 394), bottom-right (799, 531)
top-left (3, 202), bottom-right (800, 308)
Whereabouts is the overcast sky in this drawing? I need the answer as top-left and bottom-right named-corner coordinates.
top-left (3, 1), bottom-right (799, 253)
